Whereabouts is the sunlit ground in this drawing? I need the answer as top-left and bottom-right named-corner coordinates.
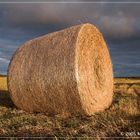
top-left (0, 75), bottom-right (139, 138)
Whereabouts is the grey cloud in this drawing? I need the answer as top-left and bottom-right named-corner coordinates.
top-left (0, 58), bottom-right (10, 63)
top-left (0, 2), bottom-right (140, 76)
top-left (1, 3), bottom-right (140, 41)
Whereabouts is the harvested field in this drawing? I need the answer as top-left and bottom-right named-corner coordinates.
top-left (0, 75), bottom-right (140, 139)
top-left (0, 75), bottom-right (7, 91)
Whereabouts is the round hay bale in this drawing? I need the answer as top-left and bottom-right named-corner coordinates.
top-left (8, 23), bottom-right (113, 117)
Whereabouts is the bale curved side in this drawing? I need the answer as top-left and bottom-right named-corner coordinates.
top-left (8, 24), bottom-right (85, 116)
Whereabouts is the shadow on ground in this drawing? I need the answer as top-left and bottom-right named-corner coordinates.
top-left (0, 90), bottom-right (15, 108)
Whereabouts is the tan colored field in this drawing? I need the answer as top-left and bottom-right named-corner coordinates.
top-left (114, 77), bottom-right (140, 95)
top-left (0, 75), bottom-right (139, 138)
top-left (0, 75), bottom-right (7, 91)
top-left (114, 77), bottom-right (140, 84)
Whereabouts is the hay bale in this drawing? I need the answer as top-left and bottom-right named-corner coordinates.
top-left (8, 23), bottom-right (113, 117)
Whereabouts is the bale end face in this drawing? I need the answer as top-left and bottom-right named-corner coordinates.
top-left (75, 24), bottom-right (114, 115)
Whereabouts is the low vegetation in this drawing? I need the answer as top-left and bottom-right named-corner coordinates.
top-left (114, 77), bottom-right (140, 95)
top-left (0, 75), bottom-right (7, 91)
top-left (0, 75), bottom-right (140, 139)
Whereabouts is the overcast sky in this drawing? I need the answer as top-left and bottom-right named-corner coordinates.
top-left (0, 0), bottom-right (140, 77)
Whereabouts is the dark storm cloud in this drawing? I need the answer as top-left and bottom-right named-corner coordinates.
top-left (109, 39), bottom-right (140, 77)
top-left (0, 1), bottom-right (140, 76)
top-left (1, 2), bottom-right (140, 41)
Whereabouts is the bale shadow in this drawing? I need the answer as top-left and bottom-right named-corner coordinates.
top-left (0, 90), bottom-right (15, 108)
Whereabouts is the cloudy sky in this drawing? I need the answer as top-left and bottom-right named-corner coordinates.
top-left (0, 0), bottom-right (140, 77)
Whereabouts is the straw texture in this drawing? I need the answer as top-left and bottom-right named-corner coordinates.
top-left (8, 23), bottom-right (113, 117)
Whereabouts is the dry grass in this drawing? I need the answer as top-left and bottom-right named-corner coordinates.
top-left (0, 75), bottom-right (140, 139)
top-left (114, 77), bottom-right (140, 94)
top-left (114, 77), bottom-right (140, 84)
top-left (0, 75), bottom-right (7, 91)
